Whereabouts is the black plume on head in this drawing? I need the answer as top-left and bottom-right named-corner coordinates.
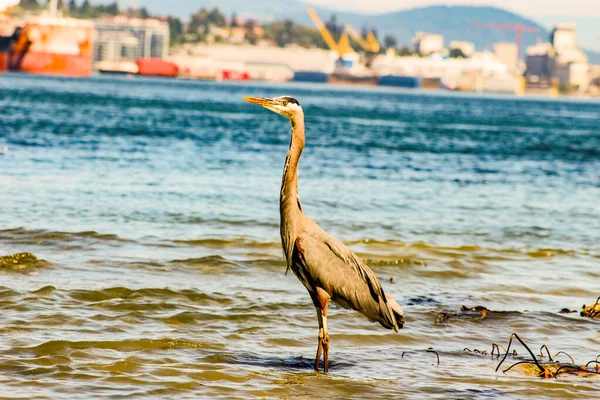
top-left (281, 96), bottom-right (300, 105)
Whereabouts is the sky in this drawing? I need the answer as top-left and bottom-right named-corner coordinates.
top-left (307, 0), bottom-right (600, 18)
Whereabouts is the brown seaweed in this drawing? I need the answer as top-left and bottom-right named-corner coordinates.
top-left (434, 305), bottom-right (490, 325)
top-left (495, 333), bottom-right (600, 379)
top-left (426, 349), bottom-right (440, 365)
top-left (401, 349), bottom-right (441, 365)
top-left (553, 351), bottom-right (575, 364)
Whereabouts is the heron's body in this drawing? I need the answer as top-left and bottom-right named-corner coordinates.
top-left (287, 217), bottom-right (403, 330)
top-left (244, 95), bottom-right (404, 372)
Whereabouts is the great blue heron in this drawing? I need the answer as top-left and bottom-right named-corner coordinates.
top-left (243, 95), bottom-right (405, 373)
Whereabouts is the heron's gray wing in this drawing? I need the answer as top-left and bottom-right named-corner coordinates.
top-left (295, 227), bottom-right (399, 331)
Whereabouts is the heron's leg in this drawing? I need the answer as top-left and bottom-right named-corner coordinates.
top-left (314, 306), bottom-right (324, 371)
top-left (309, 290), bottom-right (324, 371)
top-left (316, 287), bottom-right (331, 373)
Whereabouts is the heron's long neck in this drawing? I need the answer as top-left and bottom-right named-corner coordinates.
top-left (280, 114), bottom-right (305, 265)
top-left (280, 116), bottom-right (305, 215)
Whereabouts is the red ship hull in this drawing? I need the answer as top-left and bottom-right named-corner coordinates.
top-left (17, 51), bottom-right (92, 77)
top-left (0, 52), bottom-right (7, 71)
top-left (137, 58), bottom-right (178, 77)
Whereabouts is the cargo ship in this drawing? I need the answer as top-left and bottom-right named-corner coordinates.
top-left (328, 69), bottom-right (379, 86)
top-left (0, 5), bottom-right (19, 72)
top-left (294, 68), bottom-right (380, 86)
top-left (294, 56), bottom-right (380, 86)
top-left (0, 32), bottom-right (13, 72)
top-left (11, 16), bottom-right (94, 77)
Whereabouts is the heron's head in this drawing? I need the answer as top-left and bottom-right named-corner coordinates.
top-left (243, 96), bottom-right (302, 120)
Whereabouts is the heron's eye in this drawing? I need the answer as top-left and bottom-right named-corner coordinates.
top-left (282, 101), bottom-right (288, 106)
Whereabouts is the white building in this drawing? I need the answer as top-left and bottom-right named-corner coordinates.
top-left (551, 23), bottom-right (577, 54)
top-left (494, 42), bottom-right (519, 72)
top-left (373, 51), bottom-right (523, 92)
top-left (412, 32), bottom-right (444, 56)
top-left (94, 30), bottom-right (139, 62)
top-left (549, 22), bottom-right (589, 90)
top-left (556, 62), bottom-right (589, 91)
top-left (171, 43), bottom-right (349, 74)
top-left (373, 51), bottom-right (507, 78)
top-left (94, 16), bottom-right (170, 63)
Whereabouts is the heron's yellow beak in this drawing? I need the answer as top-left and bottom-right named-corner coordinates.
top-left (243, 97), bottom-right (273, 107)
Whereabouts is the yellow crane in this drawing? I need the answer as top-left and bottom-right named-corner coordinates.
top-left (344, 24), bottom-right (380, 54)
top-left (305, 6), bottom-right (352, 58)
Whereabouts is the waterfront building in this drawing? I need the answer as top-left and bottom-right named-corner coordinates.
top-left (93, 16), bottom-right (169, 64)
top-left (412, 32), bottom-right (444, 56)
top-left (525, 43), bottom-right (556, 79)
top-left (494, 42), bottom-right (519, 72)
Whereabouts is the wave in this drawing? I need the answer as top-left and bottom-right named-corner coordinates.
top-left (0, 252), bottom-right (49, 271)
top-left (169, 255), bottom-right (243, 269)
top-left (16, 338), bottom-right (223, 356)
top-left (164, 214), bottom-right (278, 228)
top-left (66, 287), bottom-right (231, 304)
top-left (343, 239), bottom-right (594, 263)
top-left (1, 227), bottom-right (594, 269)
top-left (173, 238), bottom-right (279, 249)
top-left (0, 228), bottom-right (132, 247)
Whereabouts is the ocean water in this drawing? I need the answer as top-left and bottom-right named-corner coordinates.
top-left (0, 74), bottom-right (599, 399)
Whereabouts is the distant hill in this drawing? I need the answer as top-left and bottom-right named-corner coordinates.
top-left (88, 0), bottom-right (598, 61)
top-left (347, 6), bottom-right (550, 55)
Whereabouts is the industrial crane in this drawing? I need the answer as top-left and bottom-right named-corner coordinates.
top-left (306, 6), bottom-right (382, 69)
top-left (305, 6), bottom-right (352, 58)
top-left (472, 22), bottom-right (539, 61)
top-left (344, 24), bottom-right (380, 53)
top-left (343, 24), bottom-right (380, 67)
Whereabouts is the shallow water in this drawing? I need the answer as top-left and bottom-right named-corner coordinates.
top-left (0, 74), bottom-right (599, 399)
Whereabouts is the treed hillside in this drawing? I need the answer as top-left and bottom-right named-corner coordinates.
top-left (360, 6), bottom-right (548, 53)
top-left (87, 1), bottom-right (548, 51)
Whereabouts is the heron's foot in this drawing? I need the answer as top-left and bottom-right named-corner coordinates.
top-left (323, 333), bottom-right (330, 373)
top-left (314, 328), bottom-right (324, 372)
